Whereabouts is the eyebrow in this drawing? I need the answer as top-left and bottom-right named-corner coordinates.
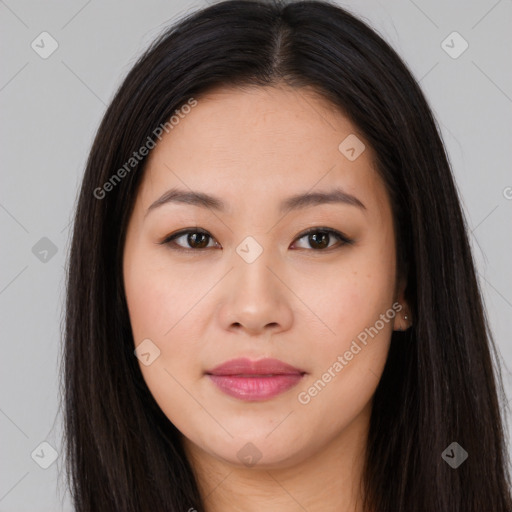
top-left (145, 186), bottom-right (366, 217)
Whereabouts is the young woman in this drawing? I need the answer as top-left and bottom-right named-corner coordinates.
top-left (62, 1), bottom-right (512, 510)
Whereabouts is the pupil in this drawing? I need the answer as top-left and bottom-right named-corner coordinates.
top-left (189, 232), bottom-right (208, 248)
top-left (310, 232), bottom-right (329, 249)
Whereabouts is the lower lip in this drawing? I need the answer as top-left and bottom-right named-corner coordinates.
top-left (207, 374), bottom-right (304, 401)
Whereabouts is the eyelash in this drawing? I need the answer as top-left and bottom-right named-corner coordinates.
top-left (159, 227), bottom-right (354, 253)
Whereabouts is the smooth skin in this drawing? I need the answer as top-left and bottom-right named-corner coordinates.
top-left (123, 84), bottom-right (410, 512)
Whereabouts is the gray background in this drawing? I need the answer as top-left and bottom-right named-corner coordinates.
top-left (1, 0), bottom-right (511, 510)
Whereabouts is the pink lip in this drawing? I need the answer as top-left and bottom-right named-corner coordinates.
top-left (206, 357), bottom-right (306, 401)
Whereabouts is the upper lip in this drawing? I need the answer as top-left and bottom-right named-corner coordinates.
top-left (206, 357), bottom-right (305, 376)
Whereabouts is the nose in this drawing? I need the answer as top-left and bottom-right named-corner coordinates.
top-left (216, 248), bottom-right (294, 336)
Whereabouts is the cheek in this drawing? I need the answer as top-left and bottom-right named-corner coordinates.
top-left (124, 248), bottom-right (195, 340)
top-left (293, 241), bottom-right (396, 405)
top-left (124, 258), bottom-right (207, 427)
top-left (297, 245), bottom-right (396, 343)
top-left (124, 250), bottom-right (210, 380)
top-left (124, 269), bottom-right (171, 342)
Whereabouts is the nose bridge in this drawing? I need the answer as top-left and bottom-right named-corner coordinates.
top-left (217, 233), bottom-right (293, 333)
top-left (232, 234), bottom-right (278, 298)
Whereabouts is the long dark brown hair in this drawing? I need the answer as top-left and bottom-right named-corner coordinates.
top-left (61, 0), bottom-right (512, 510)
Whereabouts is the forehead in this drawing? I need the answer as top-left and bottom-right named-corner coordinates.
top-left (139, 84), bottom-right (389, 215)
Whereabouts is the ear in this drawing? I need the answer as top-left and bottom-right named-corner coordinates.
top-left (393, 276), bottom-right (412, 332)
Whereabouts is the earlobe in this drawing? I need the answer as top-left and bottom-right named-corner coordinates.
top-left (394, 277), bottom-right (412, 331)
top-left (400, 310), bottom-right (412, 331)
top-left (393, 307), bottom-right (412, 331)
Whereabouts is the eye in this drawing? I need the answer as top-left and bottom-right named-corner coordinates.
top-left (291, 227), bottom-right (353, 251)
top-left (159, 227), bottom-right (353, 252)
top-left (160, 228), bottom-right (220, 251)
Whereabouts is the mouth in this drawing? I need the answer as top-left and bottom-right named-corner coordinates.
top-left (205, 357), bottom-right (306, 402)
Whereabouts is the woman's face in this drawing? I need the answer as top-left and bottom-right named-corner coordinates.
top-left (123, 85), bottom-right (408, 469)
